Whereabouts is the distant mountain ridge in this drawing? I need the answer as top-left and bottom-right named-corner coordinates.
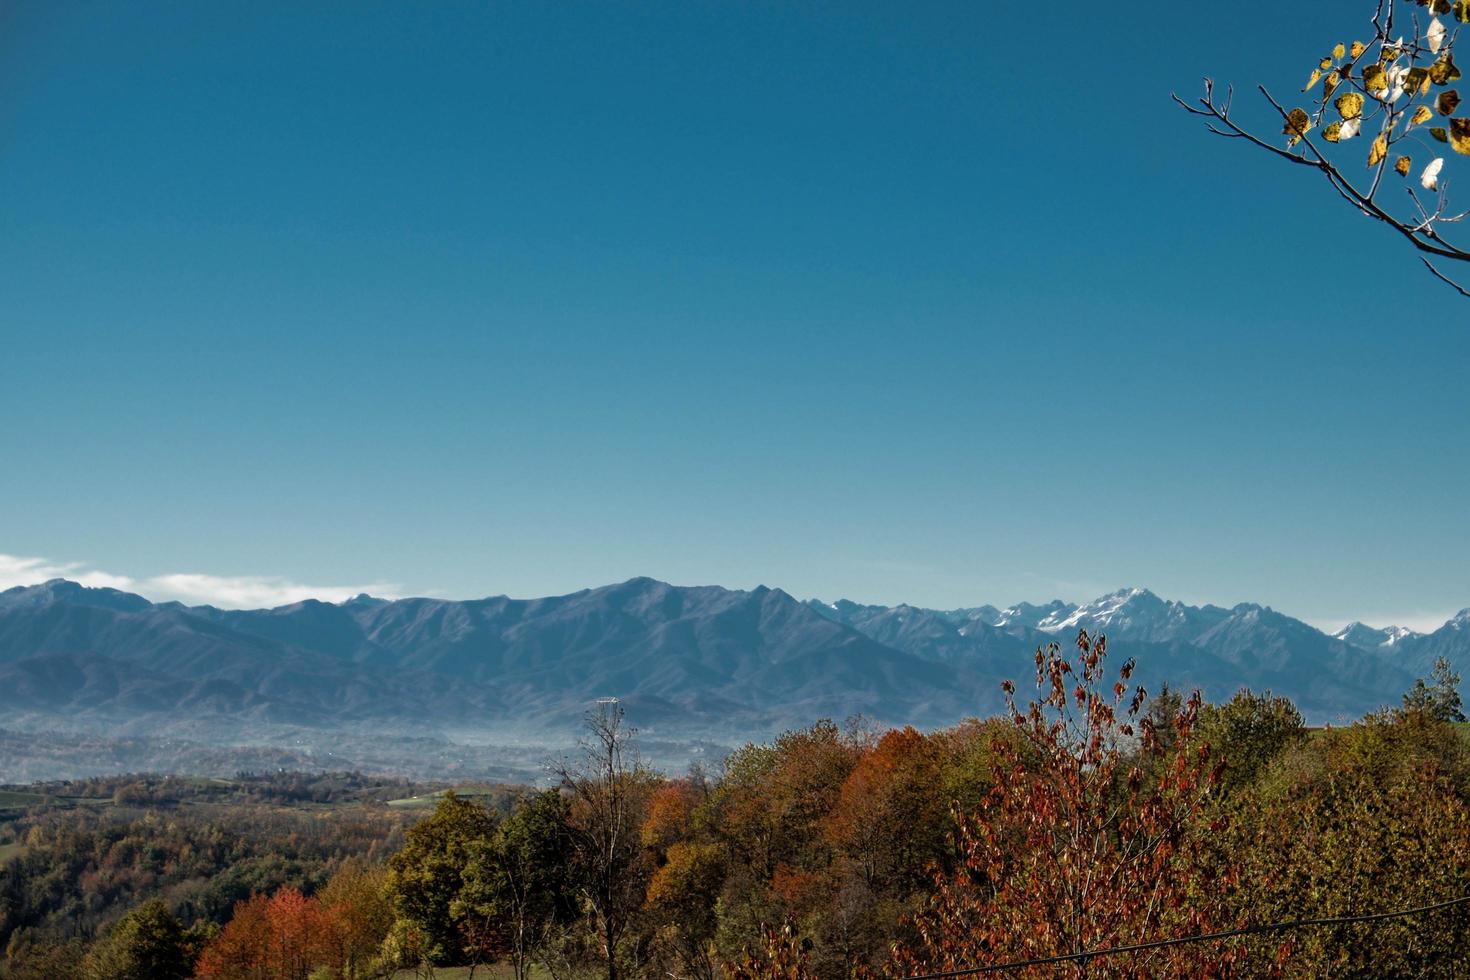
top-left (0, 578), bottom-right (989, 737)
top-left (1, 578), bottom-right (1467, 741)
top-left (809, 587), bottom-right (1463, 720)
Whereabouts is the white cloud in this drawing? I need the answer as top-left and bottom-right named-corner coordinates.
top-left (0, 554), bottom-right (137, 592)
top-left (145, 573), bottom-right (401, 608)
top-left (0, 553), bottom-right (400, 609)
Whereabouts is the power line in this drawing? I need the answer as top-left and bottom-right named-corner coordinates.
top-left (902, 893), bottom-right (1470, 978)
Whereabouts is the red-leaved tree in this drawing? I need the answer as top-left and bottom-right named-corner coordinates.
top-left (891, 631), bottom-right (1256, 979)
top-left (195, 887), bottom-right (341, 980)
top-left (725, 921), bottom-right (816, 980)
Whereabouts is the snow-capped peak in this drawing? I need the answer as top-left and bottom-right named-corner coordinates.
top-left (993, 599), bottom-right (1076, 631)
top-left (1038, 587), bottom-right (1163, 633)
top-left (1332, 621), bottom-right (1423, 651)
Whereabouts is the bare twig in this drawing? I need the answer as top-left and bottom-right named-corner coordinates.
top-left (1422, 256), bottom-right (1470, 296)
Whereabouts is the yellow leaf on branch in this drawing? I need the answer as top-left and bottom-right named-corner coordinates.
top-left (1364, 64), bottom-right (1389, 94)
top-left (1336, 92), bottom-right (1365, 118)
top-left (1431, 53), bottom-right (1462, 85)
top-left (1283, 107), bottom-right (1312, 145)
top-left (1368, 134), bottom-right (1388, 166)
top-left (1450, 117), bottom-right (1470, 154)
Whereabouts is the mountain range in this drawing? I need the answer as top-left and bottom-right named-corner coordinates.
top-left (1, 578), bottom-right (1467, 747)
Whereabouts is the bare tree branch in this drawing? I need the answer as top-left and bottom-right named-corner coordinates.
top-left (1422, 256), bottom-right (1470, 296)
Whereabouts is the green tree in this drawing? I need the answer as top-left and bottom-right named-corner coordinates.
top-left (459, 789), bottom-right (580, 980)
top-left (2, 930), bottom-right (84, 980)
top-left (385, 792), bottom-right (499, 966)
top-left (81, 899), bottom-right (190, 980)
top-left (1227, 710), bottom-right (1470, 977)
top-left (1403, 656), bottom-right (1466, 723)
top-left (1144, 684), bottom-right (1184, 756)
top-left (1196, 689), bottom-right (1306, 792)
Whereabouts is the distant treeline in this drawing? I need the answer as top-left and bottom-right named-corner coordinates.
top-left (2, 639), bottom-right (1469, 979)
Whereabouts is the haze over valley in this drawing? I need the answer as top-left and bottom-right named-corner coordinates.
top-left (3, 575), bottom-right (1464, 781)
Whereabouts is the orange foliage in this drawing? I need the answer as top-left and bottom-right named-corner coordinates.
top-left (768, 867), bottom-right (823, 909)
top-left (643, 778), bottom-right (705, 850)
top-left (891, 631), bottom-right (1251, 979)
top-left (195, 887), bottom-right (341, 980)
top-left (826, 726), bottom-right (948, 892)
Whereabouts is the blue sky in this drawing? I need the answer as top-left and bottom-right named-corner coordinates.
top-left (1, 1), bottom-right (1466, 630)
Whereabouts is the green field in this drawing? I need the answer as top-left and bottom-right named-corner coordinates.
top-left (386, 787), bottom-right (506, 809)
top-left (0, 790), bottom-right (48, 810)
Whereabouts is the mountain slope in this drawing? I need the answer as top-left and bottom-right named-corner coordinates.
top-left (818, 590), bottom-right (1437, 721)
top-left (1034, 588), bottom-right (1232, 644)
top-left (1, 578), bottom-right (1463, 739)
top-left (0, 578), bottom-right (999, 736)
top-left (1394, 610), bottom-right (1470, 675)
top-left (806, 599), bottom-right (1034, 665)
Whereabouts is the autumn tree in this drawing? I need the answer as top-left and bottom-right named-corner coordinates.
top-left (194, 887), bottom-right (340, 980)
top-left (726, 922), bottom-right (816, 980)
top-left (193, 894), bottom-right (271, 980)
top-left (556, 700), bottom-right (657, 980)
top-left (710, 719), bottom-right (863, 976)
top-left (265, 887), bottom-right (339, 979)
top-left (714, 721), bottom-right (860, 898)
top-left (1178, 0), bottom-right (1470, 294)
top-left (645, 840), bottom-right (726, 980)
top-left (642, 773), bottom-right (709, 853)
top-left (892, 632), bottom-right (1248, 979)
top-left (642, 774), bottom-right (727, 980)
top-left (319, 859), bottom-right (393, 980)
top-left (825, 726), bottom-right (948, 896)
